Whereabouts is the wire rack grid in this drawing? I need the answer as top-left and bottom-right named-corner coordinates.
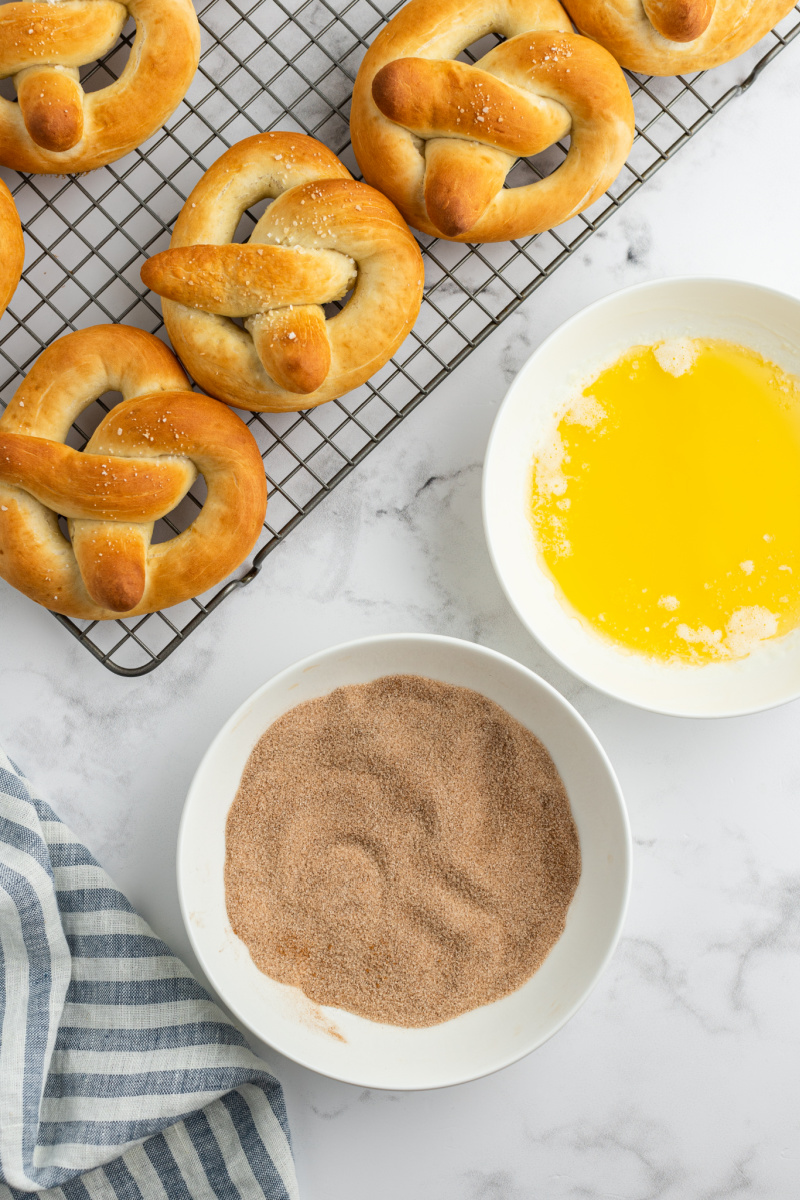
top-left (1, 1), bottom-right (799, 674)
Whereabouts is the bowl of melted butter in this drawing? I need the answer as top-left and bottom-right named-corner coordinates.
top-left (484, 278), bottom-right (800, 716)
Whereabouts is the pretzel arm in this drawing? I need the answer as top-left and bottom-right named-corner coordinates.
top-left (247, 307), bottom-right (332, 395)
top-left (70, 520), bottom-right (151, 612)
top-left (15, 67), bottom-right (85, 152)
top-left (424, 138), bottom-right (512, 237)
top-left (642, 0), bottom-right (714, 40)
top-left (373, 58), bottom-right (571, 157)
top-left (0, 1), bottom-right (126, 75)
top-left (0, 433), bottom-right (195, 520)
top-left (142, 244), bottom-right (356, 316)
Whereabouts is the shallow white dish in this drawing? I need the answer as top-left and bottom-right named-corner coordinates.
top-left (178, 633), bottom-right (630, 1090)
top-left (484, 277), bottom-right (800, 718)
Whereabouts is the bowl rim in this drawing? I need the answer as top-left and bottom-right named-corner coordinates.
top-left (177, 631), bottom-right (632, 1090)
top-left (482, 274), bottom-right (800, 720)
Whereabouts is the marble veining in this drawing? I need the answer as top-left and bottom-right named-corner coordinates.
top-left (2, 41), bottom-right (800, 1200)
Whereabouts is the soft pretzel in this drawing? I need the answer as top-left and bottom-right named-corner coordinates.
top-left (350, 0), bottom-right (635, 243)
top-left (0, 0), bottom-right (200, 173)
top-left (562, 0), bottom-right (795, 74)
top-left (0, 179), bottom-right (24, 318)
top-left (0, 326), bottom-right (267, 619)
top-left (140, 133), bottom-right (425, 413)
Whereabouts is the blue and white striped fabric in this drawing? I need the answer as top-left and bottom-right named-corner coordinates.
top-left (0, 749), bottom-right (299, 1200)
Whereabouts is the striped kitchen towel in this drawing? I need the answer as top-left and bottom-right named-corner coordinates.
top-left (0, 748), bottom-right (299, 1200)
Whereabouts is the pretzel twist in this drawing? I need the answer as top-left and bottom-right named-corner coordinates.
top-left (0, 179), bottom-right (24, 318)
top-left (350, 0), bottom-right (635, 243)
top-left (562, 0), bottom-right (796, 74)
top-left (0, 0), bottom-right (200, 173)
top-left (0, 326), bottom-right (267, 619)
top-left (140, 133), bottom-right (425, 413)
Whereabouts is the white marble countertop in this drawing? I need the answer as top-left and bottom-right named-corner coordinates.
top-left (3, 40), bottom-right (800, 1200)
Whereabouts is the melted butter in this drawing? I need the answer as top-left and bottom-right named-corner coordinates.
top-left (530, 338), bottom-right (800, 664)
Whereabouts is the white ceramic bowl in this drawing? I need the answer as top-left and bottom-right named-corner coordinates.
top-left (484, 277), bottom-right (800, 718)
top-left (178, 633), bottom-right (630, 1090)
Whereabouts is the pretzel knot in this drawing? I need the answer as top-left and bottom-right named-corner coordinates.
top-left (140, 133), bottom-right (425, 413)
top-left (350, 0), bottom-right (635, 243)
top-left (562, 0), bottom-right (795, 74)
top-left (0, 326), bottom-right (267, 619)
top-left (0, 0), bottom-right (200, 173)
top-left (0, 179), bottom-right (24, 319)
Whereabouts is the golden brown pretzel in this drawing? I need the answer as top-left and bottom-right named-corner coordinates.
top-left (350, 0), bottom-right (635, 243)
top-left (140, 133), bottom-right (425, 413)
top-left (562, 0), bottom-right (795, 74)
top-left (0, 0), bottom-right (200, 173)
top-left (0, 326), bottom-right (267, 619)
top-left (0, 179), bottom-right (24, 318)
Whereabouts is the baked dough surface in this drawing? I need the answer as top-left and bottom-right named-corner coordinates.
top-left (0, 326), bottom-right (267, 619)
top-left (142, 133), bottom-right (425, 413)
top-left (350, 0), bottom-right (635, 242)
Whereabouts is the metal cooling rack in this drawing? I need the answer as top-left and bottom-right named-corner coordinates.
top-left (1, 2), bottom-right (799, 674)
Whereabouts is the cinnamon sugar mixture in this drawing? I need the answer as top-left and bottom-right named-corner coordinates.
top-left (224, 675), bottom-right (581, 1027)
